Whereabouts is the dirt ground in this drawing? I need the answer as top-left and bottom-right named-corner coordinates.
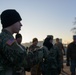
top-left (26, 72), bottom-right (31, 75)
top-left (63, 63), bottom-right (71, 75)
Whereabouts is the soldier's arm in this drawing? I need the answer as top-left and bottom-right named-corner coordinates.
top-left (61, 43), bottom-right (65, 55)
top-left (29, 47), bottom-right (44, 64)
top-left (66, 44), bottom-right (71, 66)
top-left (2, 39), bottom-right (26, 67)
top-left (25, 47), bottom-right (47, 70)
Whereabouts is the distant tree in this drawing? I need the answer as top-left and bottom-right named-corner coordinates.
top-left (71, 17), bottom-right (76, 34)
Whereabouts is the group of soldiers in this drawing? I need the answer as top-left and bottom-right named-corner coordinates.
top-left (0, 9), bottom-right (65, 75)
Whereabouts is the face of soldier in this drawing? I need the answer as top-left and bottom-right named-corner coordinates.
top-left (50, 39), bottom-right (53, 43)
top-left (12, 21), bottom-right (22, 33)
top-left (16, 37), bottom-right (22, 44)
top-left (33, 41), bottom-right (38, 46)
top-left (56, 40), bottom-right (59, 43)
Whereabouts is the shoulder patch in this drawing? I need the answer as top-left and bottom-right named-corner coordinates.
top-left (6, 39), bottom-right (15, 46)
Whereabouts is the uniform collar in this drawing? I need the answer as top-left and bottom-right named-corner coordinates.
top-left (2, 29), bottom-right (13, 37)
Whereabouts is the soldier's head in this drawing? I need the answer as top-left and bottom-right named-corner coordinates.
top-left (0, 9), bottom-right (22, 34)
top-left (32, 38), bottom-right (38, 46)
top-left (43, 35), bottom-right (53, 50)
top-left (47, 35), bottom-right (53, 43)
top-left (47, 35), bottom-right (53, 39)
top-left (56, 38), bottom-right (59, 43)
top-left (15, 33), bottom-right (22, 44)
top-left (73, 35), bottom-right (76, 43)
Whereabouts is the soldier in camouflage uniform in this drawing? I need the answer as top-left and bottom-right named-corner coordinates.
top-left (32, 35), bottom-right (62, 75)
top-left (29, 38), bottom-right (41, 75)
top-left (15, 33), bottom-right (26, 75)
top-left (15, 33), bottom-right (26, 53)
top-left (0, 9), bottom-right (34, 75)
top-left (54, 38), bottom-right (65, 70)
top-left (0, 9), bottom-right (62, 75)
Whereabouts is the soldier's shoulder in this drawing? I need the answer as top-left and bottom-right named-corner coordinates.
top-left (41, 46), bottom-right (48, 50)
top-left (53, 45), bottom-right (59, 49)
top-left (0, 31), bottom-right (10, 41)
top-left (6, 39), bottom-right (16, 46)
top-left (29, 44), bottom-right (34, 49)
top-left (0, 32), bottom-right (16, 46)
top-left (53, 45), bottom-right (60, 52)
top-left (33, 47), bottom-right (41, 52)
top-left (0, 32), bottom-right (15, 46)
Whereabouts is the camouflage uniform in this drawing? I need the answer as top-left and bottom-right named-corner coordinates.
top-left (29, 45), bottom-right (41, 75)
top-left (33, 46), bottom-right (62, 75)
top-left (54, 42), bottom-right (64, 69)
top-left (15, 44), bottom-right (27, 75)
top-left (0, 29), bottom-right (27, 75)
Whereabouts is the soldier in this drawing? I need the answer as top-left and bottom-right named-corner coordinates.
top-left (0, 9), bottom-right (33, 75)
top-left (54, 38), bottom-right (65, 70)
top-left (15, 33), bottom-right (26, 75)
top-left (32, 35), bottom-right (62, 75)
top-left (29, 38), bottom-right (41, 75)
top-left (15, 33), bottom-right (26, 52)
top-left (66, 35), bottom-right (76, 75)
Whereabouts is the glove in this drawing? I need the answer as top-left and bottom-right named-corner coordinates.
top-left (66, 62), bottom-right (70, 66)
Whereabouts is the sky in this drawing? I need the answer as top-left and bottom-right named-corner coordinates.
top-left (0, 0), bottom-right (76, 44)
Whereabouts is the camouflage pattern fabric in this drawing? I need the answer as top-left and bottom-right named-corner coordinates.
top-left (15, 44), bottom-right (26, 75)
top-left (0, 29), bottom-right (27, 75)
top-left (32, 46), bottom-right (62, 75)
top-left (29, 45), bottom-right (41, 75)
top-left (0, 29), bottom-right (40, 75)
top-left (54, 42), bottom-right (64, 68)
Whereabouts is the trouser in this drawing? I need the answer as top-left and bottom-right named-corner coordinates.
top-left (70, 60), bottom-right (76, 75)
top-left (31, 65), bottom-right (41, 75)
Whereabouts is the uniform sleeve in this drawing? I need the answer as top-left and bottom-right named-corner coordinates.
top-left (66, 44), bottom-right (71, 62)
top-left (29, 48), bottom-right (44, 65)
top-left (2, 40), bottom-right (25, 68)
top-left (61, 43), bottom-right (65, 54)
